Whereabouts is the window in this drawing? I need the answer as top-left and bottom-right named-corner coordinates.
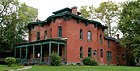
top-left (80, 29), bottom-right (83, 40)
top-left (122, 54), bottom-right (125, 61)
top-left (58, 26), bottom-right (62, 38)
top-left (59, 47), bottom-right (62, 56)
top-left (117, 54), bottom-right (119, 61)
top-left (88, 31), bottom-right (92, 41)
top-left (94, 24), bottom-right (96, 28)
top-left (94, 50), bottom-right (97, 58)
top-left (100, 49), bottom-right (103, 58)
top-left (80, 47), bottom-right (83, 59)
top-left (100, 34), bottom-right (102, 44)
top-left (88, 47), bottom-right (92, 58)
top-left (108, 40), bottom-right (110, 48)
top-left (36, 32), bottom-right (40, 41)
top-left (44, 30), bottom-right (47, 39)
top-left (106, 51), bottom-right (112, 61)
top-left (50, 28), bottom-right (52, 38)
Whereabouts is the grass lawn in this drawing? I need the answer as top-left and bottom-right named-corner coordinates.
top-left (0, 64), bottom-right (23, 71)
top-left (22, 66), bottom-right (140, 71)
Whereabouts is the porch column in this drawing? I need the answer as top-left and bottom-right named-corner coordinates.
top-left (64, 44), bottom-right (66, 63)
top-left (33, 45), bottom-right (35, 59)
top-left (25, 46), bottom-right (28, 59)
top-left (40, 44), bottom-right (42, 64)
top-left (48, 42), bottom-right (52, 64)
top-left (57, 43), bottom-right (59, 55)
top-left (49, 42), bottom-right (51, 56)
top-left (14, 47), bottom-right (16, 57)
top-left (20, 47), bottom-right (22, 62)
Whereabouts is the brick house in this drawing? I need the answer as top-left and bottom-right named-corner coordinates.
top-left (15, 7), bottom-right (126, 65)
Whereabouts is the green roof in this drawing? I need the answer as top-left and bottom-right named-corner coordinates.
top-left (27, 7), bottom-right (108, 30)
top-left (52, 7), bottom-right (71, 14)
top-left (15, 38), bottom-right (66, 46)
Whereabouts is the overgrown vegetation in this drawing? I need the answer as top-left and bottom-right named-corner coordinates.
top-left (50, 53), bottom-right (62, 66)
top-left (80, 1), bottom-right (119, 37)
top-left (83, 57), bottom-right (98, 66)
top-left (5, 57), bottom-right (16, 67)
top-left (118, 0), bottom-right (140, 66)
top-left (0, 0), bottom-right (38, 52)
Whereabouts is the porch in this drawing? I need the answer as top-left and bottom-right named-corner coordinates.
top-left (14, 38), bottom-right (67, 65)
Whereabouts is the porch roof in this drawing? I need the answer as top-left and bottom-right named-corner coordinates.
top-left (15, 38), bottom-right (67, 47)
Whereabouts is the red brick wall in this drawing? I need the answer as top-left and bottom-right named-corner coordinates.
top-left (29, 17), bottom-right (126, 65)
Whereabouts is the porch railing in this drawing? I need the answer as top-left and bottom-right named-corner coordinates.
top-left (21, 58), bottom-right (48, 65)
top-left (20, 57), bottom-right (66, 65)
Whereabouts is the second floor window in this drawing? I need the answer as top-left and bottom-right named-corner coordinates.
top-left (58, 26), bottom-right (62, 38)
top-left (80, 29), bottom-right (83, 40)
top-left (36, 32), bottom-right (40, 41)
top-left (100, 34), bottom-right (102, 44)
top-left (88, 31), bottom-right (92, 41)
top-left (108, 40), bottom-right (110, 48)
top-left (44, 30), bottom-right (47, 39)
top-left (50, 28), bottom-right (52, 38)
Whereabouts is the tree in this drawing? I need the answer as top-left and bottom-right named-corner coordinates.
top-left (0, 0), bottom-right (38, 52)
top-left (80, 1), bottom-right (120, 37)
top-left (118, 0), bottom-right (140, 65)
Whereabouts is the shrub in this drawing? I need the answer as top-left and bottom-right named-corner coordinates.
top-left (50, 53), bottom-right (62, 66)
top-left (83, 57), bottom-right (98, 66)
top-left (5, 57), bottom-right (16, 67)
top-left (90, 59), bottom-right (98, 66)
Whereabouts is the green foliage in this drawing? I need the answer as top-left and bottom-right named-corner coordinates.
top-left (1, 65), bottom-right (140, 71)
top-left (50, 53), bottom-right (62, 66)
top-left (83, 57), bottom-right (98, 66)
top-left (118, 0), bottom-right (140, 65)
top-left (5, 57), bottom-right (16, 67)
top-left (0, 0), bottom-right (38, 52)
top-left (80, 6), bottom-right (90, 19)
top-left (80, 1), bottom-right (119, 37)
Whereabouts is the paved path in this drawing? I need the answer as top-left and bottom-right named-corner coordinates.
top-left (9, 66), bottom-right (32, 71)
top-left (17, 66), bottom-right (32, 70)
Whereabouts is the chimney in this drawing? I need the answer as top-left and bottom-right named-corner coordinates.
top-left (71, 6), bottom-right (77, 15)
top-left (116, 34), bottom-right (119, 39)
top-left (36, 19), bottom-right (41, 22)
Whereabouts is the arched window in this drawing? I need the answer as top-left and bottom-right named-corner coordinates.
top-left (88, 47), bottom-right (92, 58)
top-left (100, 49), bottom-right (103, 57)
top-left (80, 29), bottom-right (83, 40)
top-left (80, 47), bottom-right (83, 59)
top-left (106, 51), bottom-right (112, 61)
top-left (50, 28), bottom-right (52, 38)
top-left (88, 31), bottom-right (92, 41)
top-left (44, 30), bottom-right (47, 39)
top-left (100, 34), bottom-right (102, 44)
top-left (58, 26), bottom-right (62, 38)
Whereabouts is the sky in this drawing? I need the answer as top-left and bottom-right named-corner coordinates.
top-left (18, 0), bottom-right (127, 21)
